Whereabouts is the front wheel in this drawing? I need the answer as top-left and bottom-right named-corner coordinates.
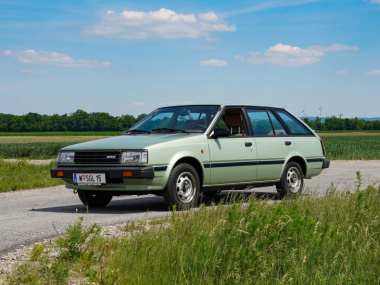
top-left (276, 162), bottom-right (304, 198)
top-left (163, 163), bottom-right (200, 210)
top-left (77, 190), bottom-right (113, 208)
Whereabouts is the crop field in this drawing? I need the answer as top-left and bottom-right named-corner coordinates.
top-left (323, 136), bottom-right (380, 160)
top-left (0, 132), bottom-right (378, 160)
top-left (0, 131), bottom-right (121, 137)
top-left (0, 142), bottom-right (77, 159)
top-left (318, 131), bottom-right (380, 137)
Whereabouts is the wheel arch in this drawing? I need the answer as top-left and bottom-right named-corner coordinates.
top-left (286, 156), bottom-right (307, 177)
top-left (173, 157), bottom-right (204, 188)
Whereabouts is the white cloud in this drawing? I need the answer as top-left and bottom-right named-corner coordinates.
top-left (21, 69), bottom-right (51, 75)
top-left (236, 43), bottom-right (359, 66)
top-left (364, 69), bottom-right (380, 75)
top-left (3, 50), bottom-right (111, 68)
top-left (309, 44), bottom-right (359, 52)
top-left (198, 59), bottom-right (227, 66)
top-left (131, 102), bottom-right (144, 106)
top-left (370, 0), bottom-right (380, 4)
top-left (337, 70), bottom-right (349, 74)
top-left (83, 8), bottom-right (236, 40)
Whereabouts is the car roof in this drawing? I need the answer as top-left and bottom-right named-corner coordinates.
top-left (158, 104), bottom-right (286, 111)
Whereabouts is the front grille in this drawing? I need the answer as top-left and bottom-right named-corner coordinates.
top-left (74, 151), bottom-right (121, 164)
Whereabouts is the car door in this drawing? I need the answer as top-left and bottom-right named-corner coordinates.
top-left (206, 107), bottom-right (257, 185)
top-left (246, 109), bottom-right (295, 181)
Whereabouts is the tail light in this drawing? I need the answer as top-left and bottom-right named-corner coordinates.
top-left (320, 139), bottom-right (326, 156)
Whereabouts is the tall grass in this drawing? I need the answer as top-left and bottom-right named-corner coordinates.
top-left (103, 187), bottom-right (379, 284)
top-left (0, 142), bottom-right (77, 159)
top-left (323, 136), bottom-right (380, 160)
top-left (0, 159), bottom-right (63, 192)
top-left (8, 184), bottom-right (379, 284)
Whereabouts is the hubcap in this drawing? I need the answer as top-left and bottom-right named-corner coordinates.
top-left (176, 172), bottom-right (196, 203)
top-left (287, 167), bottom-right (301, 193)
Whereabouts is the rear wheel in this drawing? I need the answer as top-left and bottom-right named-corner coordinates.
top-left (163, 163), bottom-right (200, 210)
top-left (276, 162), bottom-right (304, 198)
top-left (77, 190), bottom-right (113, 208)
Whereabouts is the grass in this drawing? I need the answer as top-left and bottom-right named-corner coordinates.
top-left (0, 142), bottom-right (78, 159)
top-left (6, 183), bottom-right (379, 284)
top-left (318, 131), bottom-right (380, 137)
top-left (0, 136), bottom-right (113, 144)
top-left (323, 136), bottom-right (380, 160)
top-left (0, 159), bottom-right (63, 192)
top-left (0, 131), bottom-right (121, 136)
top-left (1, 136), bottom-right (378, 160)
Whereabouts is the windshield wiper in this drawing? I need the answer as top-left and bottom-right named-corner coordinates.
top-left (152, 128), bottom-right (189, 134)
top-left (123, 129), bottom-right (151, 135)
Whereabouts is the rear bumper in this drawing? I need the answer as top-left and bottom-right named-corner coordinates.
top-left (50, 166), bottom-right (155, 179)
top-left (322, 159), bottom-right (330, 169)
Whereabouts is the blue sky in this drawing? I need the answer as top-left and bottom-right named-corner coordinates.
top-left (1, 0), bottom-right (379, 118)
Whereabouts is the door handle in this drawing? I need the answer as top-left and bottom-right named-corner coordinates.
top-left (285, 141), bottom-right (292, 146)
top-left (245, 142), bottom-right (252, 147)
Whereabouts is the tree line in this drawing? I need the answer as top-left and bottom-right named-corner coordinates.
top-left (0, 110), bottom-right (379, 132)
top-left (302, 116), bottom-right (380, 131)
top-left (0, 110), bottom-right (147, 132)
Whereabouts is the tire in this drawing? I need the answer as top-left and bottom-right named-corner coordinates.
top-left (77, 190), bottom-right (113, 208)
top-left (276, 162), bottom-right (304, 198)
top-left (163, 163), bottom-right (200, 210)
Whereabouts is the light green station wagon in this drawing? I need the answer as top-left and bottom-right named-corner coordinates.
top-left (51, 105), bottom-right (330, 209)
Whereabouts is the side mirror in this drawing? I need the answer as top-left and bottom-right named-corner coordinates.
top-left (210, 128), bottom-right (229, 138)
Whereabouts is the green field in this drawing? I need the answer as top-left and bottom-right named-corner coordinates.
top-left (0, 159), bottom-right (63, 192)
top-left (0, 135), bottom-right (378, 160)
top-left (0, 142), bottom-right (77, 159)
top-left (0, 131), bottom-right (121, 137)
top-left (323, 136), bottom-right (380, 160)
top-left (7, 184), bottom-right (379, 284)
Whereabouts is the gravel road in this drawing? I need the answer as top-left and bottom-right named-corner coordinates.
top-left (0, 160), bottom-right (379, 257)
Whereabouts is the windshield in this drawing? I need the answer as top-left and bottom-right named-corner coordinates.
top-left (129, 105), bottom-right (220, 133)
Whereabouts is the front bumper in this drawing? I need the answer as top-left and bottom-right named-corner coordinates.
top-left (322, 159), bottom-right (330, 169)
top-left (50, 166), bottom-right (155, 179)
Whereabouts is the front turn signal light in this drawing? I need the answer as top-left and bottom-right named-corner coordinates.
top-left (123, 171), bottom-right (132, 177)
top-left (56, 171), bottom-right (64, 177)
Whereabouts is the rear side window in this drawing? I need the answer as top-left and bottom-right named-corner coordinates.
top-left (247, 110), bottom-right (273, 136)
top-left (247, 109), bottom-right (287, 136)
top-left (268, 111), bottom-right (287, 136)
top-left (276, 110), bottom-right (311, 135)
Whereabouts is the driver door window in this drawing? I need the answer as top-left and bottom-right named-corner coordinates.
top-left (214, 108), bottom-right (248, 136)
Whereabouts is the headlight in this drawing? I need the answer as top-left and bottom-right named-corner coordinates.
top-left (57, 151), bottom-right (75, 163)
top-left (121, 150), bottom-right (148, 164)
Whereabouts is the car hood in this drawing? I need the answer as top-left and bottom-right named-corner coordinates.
top-left (62, 133), bottom-right (197, 151)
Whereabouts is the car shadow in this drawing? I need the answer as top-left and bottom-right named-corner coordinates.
top-left (30, 190), bottom-right (281, 215)
top-left (30, 195), bottom-right (169, 214)
top-left (200, 190), bottom-right (281, 206)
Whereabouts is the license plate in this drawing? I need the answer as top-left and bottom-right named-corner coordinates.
top-left (73, 173), bottom-right (106, 185)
